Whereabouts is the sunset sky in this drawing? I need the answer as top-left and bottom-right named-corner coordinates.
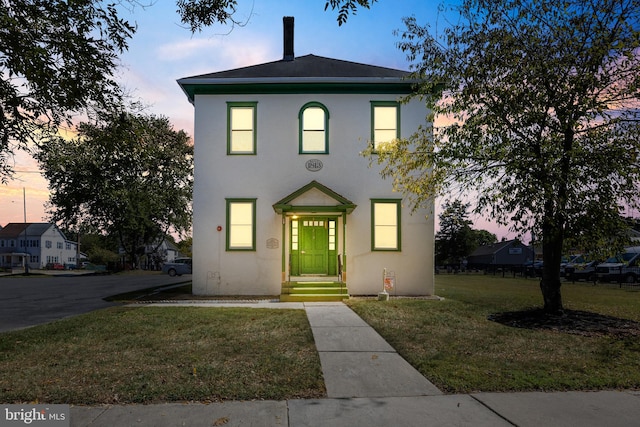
top-left (0, 0), bottom-right (516, 240)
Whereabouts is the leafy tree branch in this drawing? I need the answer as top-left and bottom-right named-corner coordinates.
top-left (369, 0), bottom-right (640, 313)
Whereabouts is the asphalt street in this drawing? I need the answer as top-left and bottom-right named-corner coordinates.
top-left (0, 273), bottom-right (189, 333)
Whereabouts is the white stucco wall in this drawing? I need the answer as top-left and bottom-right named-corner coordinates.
top-left (191, 92), bottom-right (434, 296)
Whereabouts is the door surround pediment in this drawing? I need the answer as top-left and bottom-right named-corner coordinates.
top-left (272, 180), bottom-right (356, 214)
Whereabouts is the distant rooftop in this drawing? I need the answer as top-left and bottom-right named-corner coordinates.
top-left (0, 223), bottom-right (55, 238)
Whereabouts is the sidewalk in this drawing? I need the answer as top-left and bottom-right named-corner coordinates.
top-left (70, 301), bottom-right (640, 427)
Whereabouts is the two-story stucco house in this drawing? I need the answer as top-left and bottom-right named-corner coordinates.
top-left (178, 17), bottom-right (434, 300)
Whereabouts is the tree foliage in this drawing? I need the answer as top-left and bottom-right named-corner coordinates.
top-left (36, 109), bottom-right (193, 266)
top-left (1, 0), bottom-right (379, 180)
top-left (0, 0), bottom-right (135, 180)
top-left (76, 232), bottom-right (120, 265)
top-left (177, 0), bottom-right (377, 32)
top-left (176, 236), bottom-right (193, 257)
top-left (471, 229), bottom-right (498, 248)
top-left (176, 0), bottom-right (240, 33)
top-left (370, 0), bottom-right (640, 312)
top-left (324, 0), bottom-right (377, 26)
top-left (436, 200), bottom-right (496, 265)
top-left (436, 200), bottom-right (474, 265)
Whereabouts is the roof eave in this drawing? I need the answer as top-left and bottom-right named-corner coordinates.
top-left (177, 76), bottom-right (415, 85)
top-left (177, 78), bottom-right (419, 103)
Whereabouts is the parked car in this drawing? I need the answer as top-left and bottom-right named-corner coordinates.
top-left (596, 247), bottom-right (640, 284)
top-left (561, 255), bottom-right (582, 277)
top-left (524, 260), bottom-right (543, 277)
top-left (565, 260), bottom-right (599, 283)
top-left (162, 258), bottom-right (192, 277)
top-left (45, 262), bottom-right (64, 270)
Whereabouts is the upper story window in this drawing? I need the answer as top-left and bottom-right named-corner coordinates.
top-left (371, 101), bottom-right (400, 151)
top-left (227, 102), bottom-right (257, 155)
top-left (299, 102), bottom-right (329, 154)
top-left (45, 240), bottom-right (52, 248)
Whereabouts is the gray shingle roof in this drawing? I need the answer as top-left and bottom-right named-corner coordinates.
top-left (0, 223), bottom-right (27, 237)
top-left (0, 223), bottom-right (55, 238)
top-left (178, 54), bottom-right (417, 103)
top-left (183, 54), bottom-right (410, 80)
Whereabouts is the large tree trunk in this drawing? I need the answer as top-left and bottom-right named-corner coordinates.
top-left (540, 214), bottom-right (564, 313)
top-left (540, 275), bottom-right (563, 313)
top-left (539, 126), bottom-right (573, 314)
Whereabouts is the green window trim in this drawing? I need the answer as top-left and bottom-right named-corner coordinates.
top-left (226, 198), bottom-right (257, 251)
top-left (371, 199), bottom-right (402, 251)
top-left (298, 102), bottom-right (330, 154)
top-left (370, 101), bottom-right (400, 152)
top-left (227, 102), bottom-right (258, 155)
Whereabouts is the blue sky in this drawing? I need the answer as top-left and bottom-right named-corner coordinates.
top-left (117, 0), bottom-right (437, 135)
top-left (1, 0), bottom-right (515, 240)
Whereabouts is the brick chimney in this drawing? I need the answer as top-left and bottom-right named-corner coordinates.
top-left (283, 16), bottom-right (294, 61)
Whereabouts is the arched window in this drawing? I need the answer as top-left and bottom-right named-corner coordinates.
top-left (299, 102), bottom-right (329, 154)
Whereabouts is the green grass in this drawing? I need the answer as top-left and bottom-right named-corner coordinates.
top-left (0, 306), bottom-right (325, 404)
top-left (347, 274), bottom-right (640, 393)
top-left (3, 274), bottom-right (639, 404)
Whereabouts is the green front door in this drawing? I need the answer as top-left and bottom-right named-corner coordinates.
top-left (290, 217), bottom-right (338, 276)
top-left (299, 218), bottom-right (328, 274)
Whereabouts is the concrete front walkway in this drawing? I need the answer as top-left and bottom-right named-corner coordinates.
top-left (305, 302), bottom-right (442, 398)
top-left (69, 300), bottom-right (640, 427)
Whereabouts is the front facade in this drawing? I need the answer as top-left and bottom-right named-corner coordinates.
top-left (0, 223), bottom-right (81, 270)
top-left (178, 18), bottom-right (434, 297)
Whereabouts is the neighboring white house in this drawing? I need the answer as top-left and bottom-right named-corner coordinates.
top-left (141, 238), bottom-right (182, 270)
top-left (0, 223), bottom-right (82, 270)
top-left (178, 17), bottom-right (435, 298)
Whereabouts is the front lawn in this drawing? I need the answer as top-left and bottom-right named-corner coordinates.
top-left (2, 274), bottom-right (638, 404)
top-left (347, 274), bottom-right (640, 393)
top-left (0, 306), bottom-right (325, 404)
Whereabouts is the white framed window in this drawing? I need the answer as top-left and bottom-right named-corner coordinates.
top-left (299, 102), bottom-right (329, 153)
top-left (371, 199), bottom-right (401, 251)
top-left (227, 102), bottom-right (257, 154)
top-left (226, 198), bottom-right (257, 251)
top-left (371, 101), bottom-right (400, 151)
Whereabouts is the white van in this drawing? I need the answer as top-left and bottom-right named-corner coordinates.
top-left (596, 247), bottom-right (640, 284)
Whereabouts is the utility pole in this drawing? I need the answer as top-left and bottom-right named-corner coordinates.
top-left (23, 187), bottom-right (29, 275)
top-left (76, 232), bottom-right (81, 269)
